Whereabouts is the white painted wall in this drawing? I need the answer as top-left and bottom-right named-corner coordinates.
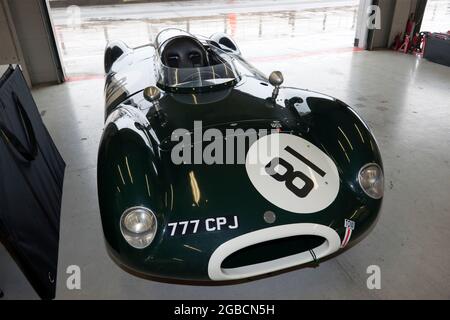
top-left (371, 0), bottom-right (397, 49)
top-left (354, 0), bottom-right (373, 49)
top-left (0, 1), bottom-right (18, 64)
top-left (2, 0), bottom-right (63, 86)
top-left (0, 0), bottom-right (31, 85)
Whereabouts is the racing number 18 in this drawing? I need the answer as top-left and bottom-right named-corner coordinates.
top-left (265, 146), bottom-right (327, 198)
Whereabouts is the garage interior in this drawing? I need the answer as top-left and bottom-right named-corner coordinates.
top-left (0, 0), bottom-right (449, 299)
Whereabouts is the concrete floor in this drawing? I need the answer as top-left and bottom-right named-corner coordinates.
top-left (1, 46), bottom-right (449, 299)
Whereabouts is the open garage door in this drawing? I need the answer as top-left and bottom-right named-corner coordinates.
top-left (421, 0), bottom-right (450, 32)
top-left (47, 0), bottom-right (361, 79)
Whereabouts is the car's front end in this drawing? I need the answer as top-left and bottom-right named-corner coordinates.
top-left (98, 28), bottom-right (383, 282)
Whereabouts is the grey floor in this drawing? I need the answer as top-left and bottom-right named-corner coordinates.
top-left (1, 48), bottom-right (450, 299)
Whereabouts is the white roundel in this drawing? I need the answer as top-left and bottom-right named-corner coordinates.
top-left (245, 133), bottom-right (339, 214)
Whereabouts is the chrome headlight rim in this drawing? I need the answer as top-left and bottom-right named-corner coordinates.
top-left (358, 163), bottom-right (384, 199)
top-left (119, 206), bottom-right (157, 249)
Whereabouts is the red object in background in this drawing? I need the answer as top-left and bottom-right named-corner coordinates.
top-left (411, 33), bottom-right (420, 51)
top-left (392, 33), bottom-right (402, 50)
top-left (227, 13), bottom-right (237, 37)
top-left (405, 14), bottom-right (416, 52)
top-left (394, 13), bottom-right (416, 54)
top-left (398, 35), bottom-right (410, 53)
top-left (411, 32), bottom-right (428, 55)
top-left (405, 17), bottom-right (415, 36)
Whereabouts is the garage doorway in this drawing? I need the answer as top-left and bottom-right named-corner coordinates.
top-left (420, 0), bottom-right (450, 32)
top-left (47, 0), bottom-right (360, 79)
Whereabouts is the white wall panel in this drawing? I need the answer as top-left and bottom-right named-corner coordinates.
top-left (5, 0), bottom-right (63, 86)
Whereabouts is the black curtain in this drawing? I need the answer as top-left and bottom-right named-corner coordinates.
top-left (0, 66), bottom-right (65, 299)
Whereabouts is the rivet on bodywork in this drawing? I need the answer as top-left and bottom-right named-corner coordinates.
top-left (263, 211), bottom-right (276, 224)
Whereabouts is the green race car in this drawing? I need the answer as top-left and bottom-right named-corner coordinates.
top-left (98, 28), bottom-right (383, 282)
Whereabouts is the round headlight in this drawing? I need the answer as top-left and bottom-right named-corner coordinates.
top-left (358, 163), bottom-right (384, 199)
top-left (120, 207), bottom-right (157, 249)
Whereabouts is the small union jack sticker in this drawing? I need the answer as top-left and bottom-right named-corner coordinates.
top-left (341, 219), bottom-right (355, 248)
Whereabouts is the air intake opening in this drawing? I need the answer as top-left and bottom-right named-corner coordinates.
top-left (221, 235), bottom-right (326, 269)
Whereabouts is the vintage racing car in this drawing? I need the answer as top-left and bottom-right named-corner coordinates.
top-left (97, 28), bottom-right (384, 281)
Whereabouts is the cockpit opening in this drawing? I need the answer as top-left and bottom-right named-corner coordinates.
top-left (154, 29), bottom-right (241, 93)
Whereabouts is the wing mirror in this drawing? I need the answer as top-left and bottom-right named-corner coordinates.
top-left (143, 86), bottom-right (167, 126)
top-left (144, 86), bottom-right (161, 103)
top-left (269, 71), bottom-right (283, 100)
top-left (144, 86), bottom-right (162, 112)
